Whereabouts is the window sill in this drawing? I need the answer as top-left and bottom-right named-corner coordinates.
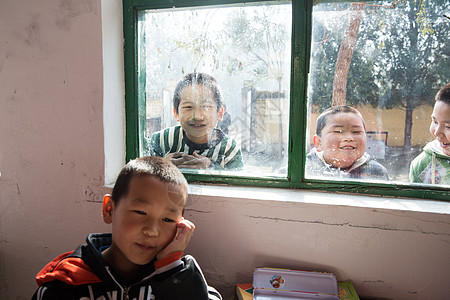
top-left (187, 184), bottom-right (450, 215)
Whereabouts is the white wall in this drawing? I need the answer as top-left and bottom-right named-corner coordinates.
top-left (102, 0), bottom-right (126, 186)
top-left (1, 1), bottom-right (450, 299)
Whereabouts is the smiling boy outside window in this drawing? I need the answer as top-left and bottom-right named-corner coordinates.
top-left (148, 73), bottom-right (244, 170)
top-left (410, 83), bottom-right (450, 185)
top-left (306, 106), bottom-right (390, 180)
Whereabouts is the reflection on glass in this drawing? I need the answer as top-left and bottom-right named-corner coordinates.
top-left (306, 0), bottom-right (449, 186)
top-left (137, 2), bottom-right (292, 177)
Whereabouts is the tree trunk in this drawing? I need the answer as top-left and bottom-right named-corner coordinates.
top-left (404, 106), bottom-right (413, 150)
top-left (402, 4), bottom-right (418, 151)
top-left (332, 3), bottom-right (364, 107)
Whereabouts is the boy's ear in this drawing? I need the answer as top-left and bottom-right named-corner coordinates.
top-left (102, 195), bottom-right (114, 224)
top-left (217, 106), bottom-right (224, 121)
top-left (173, 108), bottom-right (180, 122)
top-left (313, 135), bottom-right (323, 152)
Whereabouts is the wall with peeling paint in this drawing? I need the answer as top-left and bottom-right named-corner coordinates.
top-left (1, 1), bottom-right (450, 300)
top-left (184, 186), bottom-right (450, 299)
top-left (0, 0), bottom-right (109, 298)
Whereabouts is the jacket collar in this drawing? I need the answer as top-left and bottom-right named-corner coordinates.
top-left (314, 148), bottom-right (370, 173)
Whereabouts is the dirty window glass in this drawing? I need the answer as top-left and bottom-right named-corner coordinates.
top-left (137, 2), bottom-right (291, 177)
top-left (306, 0), bottom-right (449, 186)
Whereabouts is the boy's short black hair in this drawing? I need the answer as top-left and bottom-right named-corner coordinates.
top-left (173, 72), bottom-right (223, 114)
top-left (111, 156), bottom-right (188, 206)
top-left (315, 105), bottom-right (366, 137)
top-left (435, 82), bottom-right (450, 104)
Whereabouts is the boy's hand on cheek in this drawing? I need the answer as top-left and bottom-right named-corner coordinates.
top-left (156, 218), bottom-right (195, 260)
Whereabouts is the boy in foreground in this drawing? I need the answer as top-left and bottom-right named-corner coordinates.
top-left (149, 72), bottom-right (243, 170)
top-left (410, 83), bottom-right (450, 184)
top-left (306, 105), bottom-right (390, 180)
top-left (32, 156), bottom-right (222, 300)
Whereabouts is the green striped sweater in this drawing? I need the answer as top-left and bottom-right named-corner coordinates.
top-left (148, 125), bottom-right (243, 170)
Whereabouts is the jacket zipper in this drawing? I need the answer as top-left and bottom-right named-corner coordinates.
top-left (432, 152), bottom-right (436, 184)
top-left (106, 265), bottom-right (156, 300)
top-left (123, 287), bottom-right (129, 300)
top-left (105, 266), bottom-right (128, 300)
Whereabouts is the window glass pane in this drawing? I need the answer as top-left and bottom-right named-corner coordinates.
top-left (136, 2), bottom-right (291, 177)
top-left (306, 0), bottom-right (449, 186)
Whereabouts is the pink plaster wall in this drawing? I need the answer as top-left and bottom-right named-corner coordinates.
top-left (184, 189), bottom-right (450, 299)
top-left (0, 0), bottom-right (109, 298)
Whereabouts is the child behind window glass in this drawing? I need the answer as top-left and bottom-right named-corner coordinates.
top-left (306, 105), bottom-right (390, 181)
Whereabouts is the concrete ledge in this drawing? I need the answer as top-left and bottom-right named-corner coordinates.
top-left (188, 184), bottom-right (450, 215)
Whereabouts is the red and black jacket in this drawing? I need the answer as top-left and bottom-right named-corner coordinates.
top-left (32, 233), bottom-right (222, 300)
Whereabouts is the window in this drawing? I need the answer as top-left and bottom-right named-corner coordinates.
top-left (135, 2), bottom-right (292, 177)
top-left (123, 0), bottom-right (450, 201)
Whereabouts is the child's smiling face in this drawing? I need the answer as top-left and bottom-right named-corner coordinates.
top-left (314, 112), bottom-right (367, 169)
top-left (174, 84), bottom-right (224, 144)
top-left (430, 100), bottom-right (450, 156)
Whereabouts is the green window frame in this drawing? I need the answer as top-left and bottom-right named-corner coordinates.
top-left (123, 0), bottom-right (449, 201)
